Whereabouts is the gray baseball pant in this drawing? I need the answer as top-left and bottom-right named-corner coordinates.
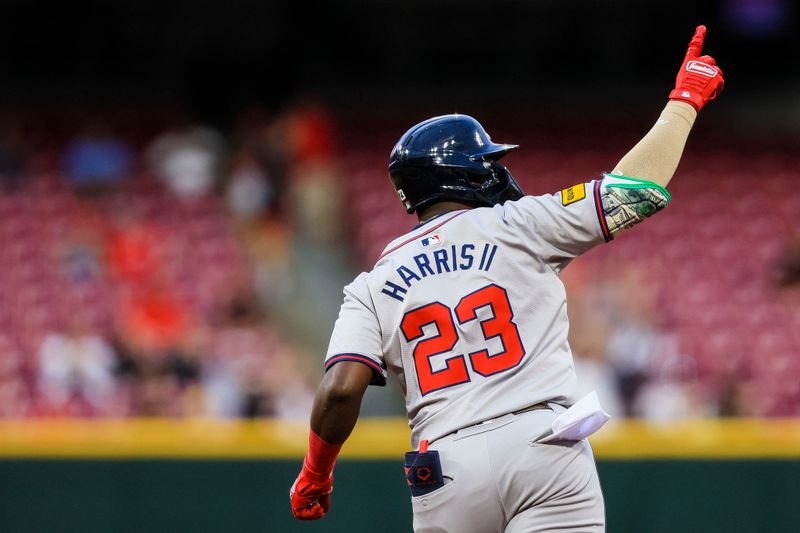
top-left (410, 405), bottom-right (605, 533)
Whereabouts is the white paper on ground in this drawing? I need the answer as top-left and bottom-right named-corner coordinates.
top-left (539, 391), bottom-right (611, 443)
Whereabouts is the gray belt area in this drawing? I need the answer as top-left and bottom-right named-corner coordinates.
top-left (434, 401), bottom-right (555, 444)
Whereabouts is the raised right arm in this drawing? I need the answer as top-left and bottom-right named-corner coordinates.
top-left (610, 25), bottom-right (724, 188)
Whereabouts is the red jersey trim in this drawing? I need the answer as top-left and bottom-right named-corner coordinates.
top-left (378, 210), bottom-right (469, 260)
top-left (593, 180), bottom-right (613, 242)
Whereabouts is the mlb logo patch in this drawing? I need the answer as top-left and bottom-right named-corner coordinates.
top-left (420, 233), bottom-right (441, 247)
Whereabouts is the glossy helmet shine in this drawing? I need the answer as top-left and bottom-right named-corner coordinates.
top-left (388, 114), bottom-right (524, 214)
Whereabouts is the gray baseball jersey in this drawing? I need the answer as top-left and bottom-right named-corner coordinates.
top-left (324, 175), bottom-right (668, 447)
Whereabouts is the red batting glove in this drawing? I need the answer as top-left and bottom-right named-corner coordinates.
top-left (290, 460), bottom-right (334, 520)
top-left (669, 25), bottom-right (725, 111)
top-left (290, 430), bottom-right (342, 520)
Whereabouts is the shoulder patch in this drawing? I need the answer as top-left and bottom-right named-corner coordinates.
top-left (561, 183), bottom-right (586, 206)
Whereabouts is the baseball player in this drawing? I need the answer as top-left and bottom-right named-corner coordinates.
top-left (291, 25), bottom-right (724, 532)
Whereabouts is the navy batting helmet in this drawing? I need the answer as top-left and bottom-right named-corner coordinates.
top-left (388, 114), bottom-right (524, 214)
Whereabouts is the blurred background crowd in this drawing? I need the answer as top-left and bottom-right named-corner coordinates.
top-left (0, 103), bottom-right (344, 419)
top-left (0, 0), bottom-right (797, 420)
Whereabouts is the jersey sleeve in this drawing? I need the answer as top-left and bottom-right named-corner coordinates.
top-left (503, 175), bottom-right (671, 271)
top-left (324, 273), bottom-right (387, 386)
top-left (503, 180), bottom-right (609, 272)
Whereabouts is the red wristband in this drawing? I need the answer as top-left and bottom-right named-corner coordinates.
top-left (303, 430), bottom-right (343, 480)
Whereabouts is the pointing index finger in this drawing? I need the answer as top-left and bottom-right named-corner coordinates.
top-left (685, 25), bottom-right (707, 60)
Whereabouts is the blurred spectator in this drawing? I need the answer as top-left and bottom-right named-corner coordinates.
top-left (284, 103), bottom-right (343, 245)
top-left (115, 341), bottom-right (204, 417)
top-left (0, 337), bottom-right (29, 417)
top-left (226, 152), bottom-right (274, 223)
top-left (147, 126), bottom-right (224, 198)
top-left (226, 106), bottom-right (287, 219)
top-left (36, 317), bottom-right (118, 416)
top-left (571, 350), bottom-right (624, 419)
top-left (202, 290), bottom-right (313, 418)
top-left (602, 269), bottom-right (710, 420)
top-left (123, 359), bottom-right (183, 417)
top-left (203, 290), bottom-right (276, 417)
top-left (225, 110), bottom-right (296, 308)
top-left (605, 319), bottom-right (662, 417)
top-left (260, 345), bottom-right (315, 420)
top-left (602, 268), bottom-right (665, 417)
top-left (117, 279), bottom-right (193, 353)
top-left (632, 336), bottom-right (708, 421)
top-left (106, 215), bottom-right (163, 283)
top-left (60, 235), bottom-right (104, 284)
top-left (563, 263), bottom-right (623, 417)
top-left (237, 214), bottom-right (294, 310)
top-left (288, 163), bottom-right (344, 245)
top-left (206, 343), bottom-right (314, 419)
top-left (286, 103), bottom-right (335, 166)
top-left (717, 378), bottom-right (746, 417)
top-left (773, 234), bottom-right (800, 288)
top-left (57, 210), bottom-right (107, 285)
top-left (63, 121), bottom-right (133, 193)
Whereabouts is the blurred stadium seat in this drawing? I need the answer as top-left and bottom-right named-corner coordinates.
top-left (0, 133), bottom-right (796, 420)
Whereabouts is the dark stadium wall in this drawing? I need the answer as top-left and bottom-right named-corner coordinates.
top-left (1, 419), bottom-right (799, 532)
top-left (0, 0), bottom-right (796, 124)
top-left (0, 459), bottom-right (799, 533)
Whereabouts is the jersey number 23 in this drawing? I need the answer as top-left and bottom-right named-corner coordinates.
top-left (400, 284), bottom-right (525, 395)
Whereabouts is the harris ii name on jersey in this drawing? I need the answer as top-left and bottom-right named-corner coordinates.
top-left (381, 242), bottom-right (499, 302)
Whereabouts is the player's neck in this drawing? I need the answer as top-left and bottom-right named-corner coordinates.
top-left (417, 201), bottom-right (474, 225)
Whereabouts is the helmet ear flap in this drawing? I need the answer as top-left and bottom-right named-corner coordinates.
top-left (492, 163), bottom-right (524, 203)
top-left (470, 162), bottom-right (523, 206)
